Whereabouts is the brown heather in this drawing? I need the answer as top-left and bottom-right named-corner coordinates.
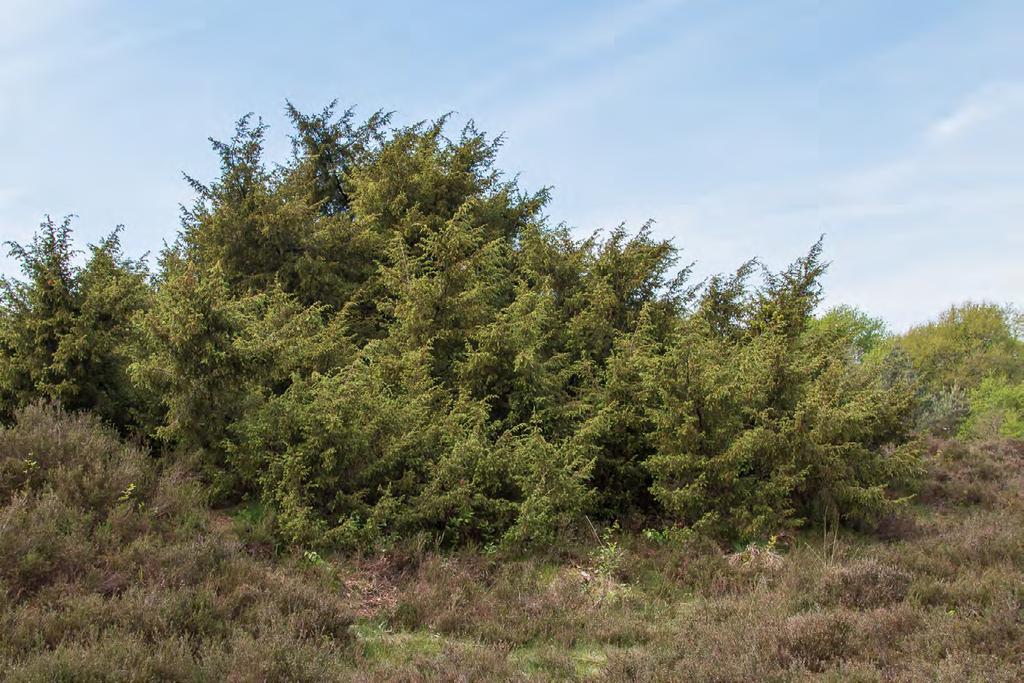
top-left (1, 404), bottom-right (1022, 681)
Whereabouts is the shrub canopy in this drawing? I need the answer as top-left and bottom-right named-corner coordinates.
top-left (1, 103), bottom-right (928, 549)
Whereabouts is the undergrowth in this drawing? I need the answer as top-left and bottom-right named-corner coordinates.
top-left (1, 404), bottom-right (1021, 680)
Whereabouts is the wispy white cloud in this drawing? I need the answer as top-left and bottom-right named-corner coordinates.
top-left (78, 22), bottom-right (203, 61)
top-left (0, 187), bottom-right (27, 208)
top-left (0, 0), bottom-right (97, 51)
top-left (927, 82), bottom-right (1024, 142)
top-left (0, 2), bottom-right (200, 126)
top-left (0, 0), bottom-right (93, 99)
top-left (544, 0), bottom-right (688, 62)
top-left (453, 0), bottom-right (688, 115)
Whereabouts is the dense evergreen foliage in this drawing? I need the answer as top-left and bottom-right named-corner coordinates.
top-left (0, 218), bottom-right (150, 431)
top-left (5, 102), bottom-right (1018, 551)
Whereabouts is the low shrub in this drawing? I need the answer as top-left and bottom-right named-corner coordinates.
top-left (818, 559), bottom-right (911, 609)
top-left (777, 611), bottom-right (856, 671)
top-left (0, 404), bottom-right (357, 678)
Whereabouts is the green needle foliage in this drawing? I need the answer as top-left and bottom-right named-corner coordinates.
top-left (1, 103), bottom-right (932, 550)
top-left (1, 219), bottom-right (150, 431)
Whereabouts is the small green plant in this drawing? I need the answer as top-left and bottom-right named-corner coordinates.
top-left (643, 525), bottom-right (695, 547)
top-left (117, 482), bottom-right (144, 510)
top-left (303, 549), bottom-right (325, 566)
top-left (589, 520), bottom-right (624, 580)
top-left (643, 527), bottom-right (669, 545)
top-left (118, 482), bottom-right (137, 503)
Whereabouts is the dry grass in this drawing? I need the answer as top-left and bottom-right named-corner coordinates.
top-left (2, 404), bottom-right (1022, 680)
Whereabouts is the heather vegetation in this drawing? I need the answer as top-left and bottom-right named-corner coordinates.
top-left (1, 103), bottom-right (1022, 680)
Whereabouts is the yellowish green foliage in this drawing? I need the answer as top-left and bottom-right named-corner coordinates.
top-left (960, 376), bottom-right (1024, 439)
top-left (886, 303), bottom-right (1023, 437)
top-left (1, 103), bottom-right (941, 549)
top-left (897, 302), bottom-right (1023, 392)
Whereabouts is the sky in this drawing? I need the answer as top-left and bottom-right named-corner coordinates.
top-left (1, 0), bottom-right (1021, 331)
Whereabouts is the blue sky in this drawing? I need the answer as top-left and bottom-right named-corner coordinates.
top-left (1, 0), bottom-right (1021, 330)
